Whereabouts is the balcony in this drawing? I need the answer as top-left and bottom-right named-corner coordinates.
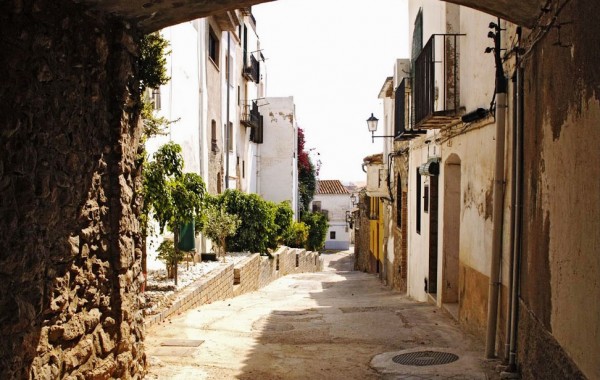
top-left (413, 34), bottom-right (464, 129)
top-left (243, 53), bottom-right (260, 84)
top-left (241, 100), bottom-right (261, 129)
top-left (393, 77), bottom-right (425, 141)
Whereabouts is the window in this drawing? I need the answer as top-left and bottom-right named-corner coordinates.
top-left (151, 88), bottom-right (161, 110)
top-left (396, 175), bottom-right (402, 228)
top-left (330, 231), bottom-right (336, 240)
top-left (211, 120), bottom-right (218, 152)
top-left (424, 184), bottom-right (430, 213)
top-left (242, 160), bottom-right (245, 178)
top-left (416, 169), bottom-right (421, 234)
top-left (227, 122), bottom-right (233, 152)
top-left (208, 27), bottom-right (219, 66)
top-left (312, 201), bottom-right (321, 212)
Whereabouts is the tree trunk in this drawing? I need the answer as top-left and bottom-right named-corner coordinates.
top-left (141, 236), bottom-right (147, 292)
top-left (174, 227), bottom-right (179, 286)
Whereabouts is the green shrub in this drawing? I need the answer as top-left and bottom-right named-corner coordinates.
top-left (273, 201), bottom-right (294, 243)
top-left (202, 204), bottom-right (240, 258)
top-left (156, 239), bottom-right (184, 278)
top-left (282, 221), bottom-right (309, 248)
top-left (215, 190), bottom-right (277, 254)
top-left (301, 212), bottom-right (329, 251)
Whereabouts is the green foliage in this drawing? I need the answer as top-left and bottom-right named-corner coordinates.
top-left (273, 201), bottom-right (294, 243)
top-left (202, 204), bottom-right (241, 258)
top-left (298, 160), bottom-right (316, 215)
top-left (156, 239), bottom-right (184, 278)
top-left (140, 94), bottom-right (177, 139)
top-left (301, 211), bottom-right (329, 251)
top-left (214, 190), bottom-right (277, 254)
top-left (142, 142), bottom-right (206, 233)
top-left (138, 32), bottom-right (171, 91)
top-left (282, 221), bottom-right (309, 248)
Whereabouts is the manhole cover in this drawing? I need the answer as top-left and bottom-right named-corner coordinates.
top-left (392, 351), bottom-right (459, 366)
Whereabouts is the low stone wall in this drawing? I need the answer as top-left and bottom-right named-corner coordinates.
top-left (146, 247), bottom-right (323, 328)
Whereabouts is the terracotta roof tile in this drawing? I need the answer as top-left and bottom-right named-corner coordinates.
top-left (316, 180), bottom-right (350, 195)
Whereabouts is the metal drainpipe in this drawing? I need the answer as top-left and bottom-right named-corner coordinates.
top-left (504, 70), bottom-right (518, 362)
top-left (225, 32), bottom-right (231, 189)
top-left (485, 22), bottom-right (508, 358)
top-left (507, 63), bottom-right (524, 372)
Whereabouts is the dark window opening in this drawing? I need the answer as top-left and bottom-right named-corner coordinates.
top-left (424, 184), bottom-right (430, 213)
top-left (396, 175), bottom-right (402, 228)
top-left (312, 201), bottom-right (321, 212)
top-left (330, 231), bottom-right (336, 240)
top-left (416, 169), bottom-right (421, 234)
top-left (211, 120), bottom-right (218, 152)
top-left (208, 27), bottom-right (219, 65)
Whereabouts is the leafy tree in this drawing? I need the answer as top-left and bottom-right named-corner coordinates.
top-left (215, 190), bottom-right (277, 254)
top-left (156, 239), bottom-right (183, 279)
top-left (143, 142), bottom-right (206, 284)
top-left (297, 128), bottom-right (317, 215)
top-left (202, 204), bottom-right (240, 259)
top-left (301, 211), bottom-right (329, 251)
top-left (282, 221), bottom-right (309, 248)
top-left (138, 32), bottom-right (171, 91)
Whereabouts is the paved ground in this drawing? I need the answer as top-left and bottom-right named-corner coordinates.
top-left (145, 250), bottom-right (499, 379)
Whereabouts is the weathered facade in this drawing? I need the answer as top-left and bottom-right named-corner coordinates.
top-left (372, 0), bottom-right (600, 379)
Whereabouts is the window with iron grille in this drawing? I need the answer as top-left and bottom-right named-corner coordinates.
top-left (394, 78), bottom-right (410, 135)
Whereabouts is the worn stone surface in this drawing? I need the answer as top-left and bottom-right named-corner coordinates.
top-left (519, 0), bottom-right (600, 378)
top-left (0, 0), bottom-right (145, 378)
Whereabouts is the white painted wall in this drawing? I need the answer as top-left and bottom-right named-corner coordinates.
top-left (312, 193), bottom-right (352, 250)
top-left (258, 97), bottom-right (298, 218)
top-left (406, 0), bottom-right (502, 306)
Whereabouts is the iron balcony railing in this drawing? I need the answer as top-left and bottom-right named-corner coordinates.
top-left (394, 77), bottom-right (426, 141)
top-left (243, 53), bottom-right (260, 84)
top-left (394, 77), bottom-right (411, 135)
top-left (241, 100), bottom-right (261, 130)
top-left (413, 34), bottom-right (464, 129)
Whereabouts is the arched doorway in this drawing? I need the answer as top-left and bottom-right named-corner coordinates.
top-left (442, 154), bottom-right (461, 311)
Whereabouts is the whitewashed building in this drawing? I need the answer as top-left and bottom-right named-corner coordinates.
top-left (312, 180), bottom-right (352, 250)
top-left (256, 96), bottom-right (299, 218)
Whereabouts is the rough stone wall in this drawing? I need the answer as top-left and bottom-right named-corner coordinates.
top-left (354, 195), bottom-right (372, 273)
top-left (391, 147), bottom-right (409, 292)
top-left (518, 0), bottom-right (600, 378)
top-left (0, 1), bottom-right (145, 378)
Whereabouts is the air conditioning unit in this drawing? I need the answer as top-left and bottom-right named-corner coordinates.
top-left (419, 157), bottom-right (440, 176)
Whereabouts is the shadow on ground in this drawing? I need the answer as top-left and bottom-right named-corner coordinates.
top-left (234, 252), bottom-right (491, 380)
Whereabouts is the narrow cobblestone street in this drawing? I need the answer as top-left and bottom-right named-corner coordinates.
top-left (146, 250), bottom-right (498, 379)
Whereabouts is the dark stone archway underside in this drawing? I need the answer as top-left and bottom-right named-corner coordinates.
top-left (80, 0), bottom-right (545, 32)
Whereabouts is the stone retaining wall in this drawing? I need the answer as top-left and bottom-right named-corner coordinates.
top-left (146, 247), bottom-right (323, 329)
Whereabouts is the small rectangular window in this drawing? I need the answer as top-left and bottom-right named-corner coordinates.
top-left (416, 169), bottom-right (421, 234)
top-left (424, 184), bottom-right (429, 213)
top-left (208, 27), bottom-right (219, 66)
top-left (312, 201), bottom-right (321, 212)
top-left (228, 122), bottom-right (233, 152)
top-left (330, 231), bottom-right (336, 240)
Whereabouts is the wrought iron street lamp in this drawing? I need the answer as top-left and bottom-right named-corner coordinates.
top-left (367, 113), bottom-right (396, 143)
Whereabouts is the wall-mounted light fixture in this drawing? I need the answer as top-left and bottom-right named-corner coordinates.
top-left (367, 113), bottom-right (396, 143)
top-left (350, 193), bottom-right (357, 206)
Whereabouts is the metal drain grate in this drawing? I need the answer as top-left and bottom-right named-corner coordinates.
top-left (392, 351), bottom-right (459, 366)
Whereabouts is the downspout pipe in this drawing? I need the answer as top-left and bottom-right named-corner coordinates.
top-left (485, 20), bottom-right (508, 359)
top-left (507, 62), bottom-right (524, 373)
top-left (225, 32), bottom-right (231, 189)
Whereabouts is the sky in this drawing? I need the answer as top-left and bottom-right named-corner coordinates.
top-left (253, 0), bottom-right (409, 184)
